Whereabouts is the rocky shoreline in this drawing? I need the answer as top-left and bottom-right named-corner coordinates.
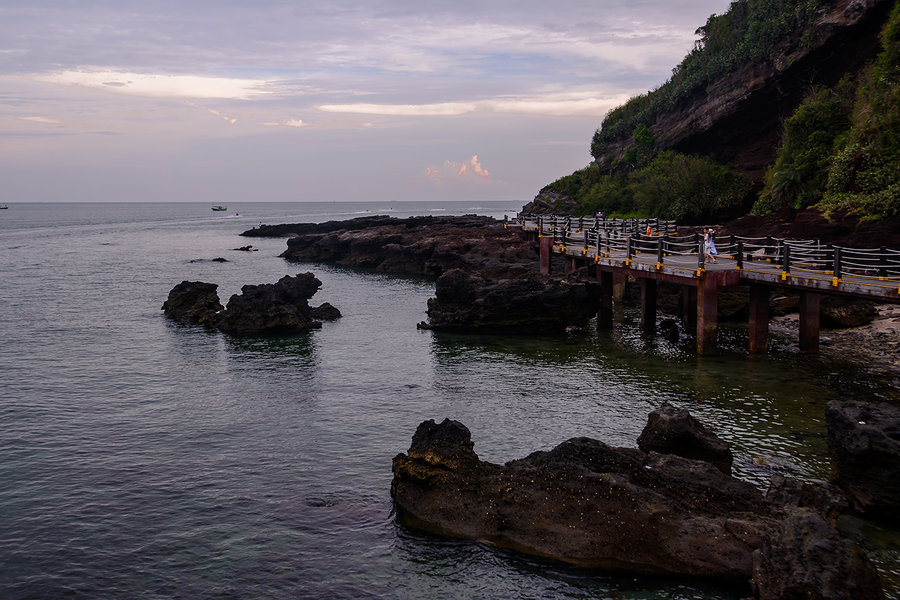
top-left (391, 404), bottom-right (894, 599)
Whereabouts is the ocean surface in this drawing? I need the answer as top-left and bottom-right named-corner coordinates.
top-left (1, 201), bottom-right (896, 599)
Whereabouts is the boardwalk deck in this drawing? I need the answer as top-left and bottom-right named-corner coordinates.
top-left (512, 216), bottom-right (900, 355)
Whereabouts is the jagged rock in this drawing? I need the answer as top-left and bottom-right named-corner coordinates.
top-left (821, 298), bottom-right (877, 328)
top-left (233, 245), bottom-right (257, 252)
top-left (218, 273), bottom-right (327, 336)
top-left (764, 474), bottom-right (849, 526)
top-left (637, 402), bottom-right (734, 475)
top-left (418, 269), bottom-right (602, 333)
top-left (242, 215), bottom-right (538, 280)
top-left (751, 508), bottom-right (884, 600)
top-left (161, 281), bottom-right (223, 327)
top-left (392, 413), bottom-right (884, 598)
top-left (311, 302), bottom-right (342, 321)
top-left (825, 400), bottom-right (900, 522)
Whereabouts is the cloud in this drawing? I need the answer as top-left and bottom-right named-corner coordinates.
top-left (426, 155), bottom-right (491, 183)
top-left (20, 116), bottom-right (62, 124)
top-left (33, 70), bottom-right (274, 100)
top-left (319, 92), bottom-right (633, 118)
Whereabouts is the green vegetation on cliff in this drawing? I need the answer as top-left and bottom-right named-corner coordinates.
top-left (591, 0), bottom-right (827, 159)
top-left (542, 0), bottom-right (898, 223)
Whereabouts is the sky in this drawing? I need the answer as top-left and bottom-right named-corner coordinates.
top-left (0, 0), bottom-right (731, 204)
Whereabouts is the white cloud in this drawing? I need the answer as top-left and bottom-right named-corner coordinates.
top-left (33, 70), bottom-right (275, 100)
top-left (20, 116), bottom-right (62, 124)
top-left (319, 92), bottom-right (633, 118)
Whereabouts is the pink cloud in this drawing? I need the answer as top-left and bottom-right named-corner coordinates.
top-left (425, 154), bottom-right (492, 183)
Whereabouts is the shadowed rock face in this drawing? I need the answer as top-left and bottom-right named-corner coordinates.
top-left (420, 269), bottom-right (603, 334)
top-left (637, 402), bottom-right (734, 475)
top-left (162, 273), bottom-right (341, 336)
top-left (826, 400), bottom-right (900, 523)
top-left (392, 414), bottom-right (884, 598)
top-left (161, 281), bottom-right (224, 326)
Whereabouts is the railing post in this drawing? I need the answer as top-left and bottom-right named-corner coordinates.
top-left (626, 235), bottom-right (634, 260)
top-left (783, 243), bottom-right (791, 274)
top-left (656, 236), bottom-right (664, 266)
top-left (736, 240), bottom-right (743, 270)
top-left (880, 247), bottom-right (887, 278)
top-left (834, 247), bottom-right (842, 280)
top-left (766, 236), bottom-right (774, 259)
top-left (699, 240), bottom-right (706, 269)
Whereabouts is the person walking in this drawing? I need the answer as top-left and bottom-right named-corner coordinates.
top-left (704, 228), bottom-right (718, 264)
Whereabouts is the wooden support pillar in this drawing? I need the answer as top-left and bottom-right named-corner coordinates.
top-left (696, 275), bottom-right (718, 355)
top-left (641, 278), bottom-right (657, 331)
top-left (564, 255), bottom-right (577, 275)
top-left (681, 286), bottom-right (697, 327)
top-left (748, 284), bottom-right (770, 354)
top-left (612, 272), bottom-right (626, 302)
top-left (799, 291), bottom-right (822, 353)
top-left (597, 269), bottom-right (613, 330)
top-left (539, 236), bottom-right (552, 275)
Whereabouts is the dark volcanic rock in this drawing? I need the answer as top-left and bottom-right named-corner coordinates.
top-left (392, 415), bottom-right (884, 597)
top-left (248, 215), bottom-right (537, 280)
top-left (218, 273), bottom-right (326, 336)
top-left (161, 281), bottom-right (224, 327)
top-left (751, 508), bottom-right (884, 600)
top-left (419, 269), bottom-right (602, 333)
top-left (637, 402), bottom-right (734, 475)
top-left (765, 474), bottom-right (849, 526)
top-left (825, 400), bottom-right (900, 522)
top-left (311, 302), bottom-right (342, 321)
top-left (162, 273), bottom-right (340, 337)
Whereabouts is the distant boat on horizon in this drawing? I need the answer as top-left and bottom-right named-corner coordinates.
top-left (211, 205), bottom-right (227, 211)
top-left (0, 205), bottom-right (8, 209)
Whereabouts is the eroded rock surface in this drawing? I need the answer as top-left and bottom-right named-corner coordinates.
top-left (392, 413), bottom-right (884, 598)
top-left (162, 273), bottom-right (339, 336)
top-left (826, 400), bottom-right (900, 522)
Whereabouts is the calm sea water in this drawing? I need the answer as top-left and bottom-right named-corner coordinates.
top-left (1, 202), bottom-right (896, 599)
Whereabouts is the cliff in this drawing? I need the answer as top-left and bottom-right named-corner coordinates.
top-left (596, 0), bottom-right (893, 183)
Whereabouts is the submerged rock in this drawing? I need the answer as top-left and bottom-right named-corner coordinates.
top-left (391, 411), bottom-right (884, 598)
top-left (826, 400), bottom-right (900, 523)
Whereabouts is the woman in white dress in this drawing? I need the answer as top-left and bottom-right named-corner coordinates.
top-left (704, 228), bottom-right (718, 264)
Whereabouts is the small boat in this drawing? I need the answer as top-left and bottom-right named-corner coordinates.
top-left (0, 205), bottom-right (8, 209)
top-left (211, 205), bottom-right (227, 211)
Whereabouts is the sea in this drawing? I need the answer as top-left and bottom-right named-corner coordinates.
top-left (1, 201), bottom-right (897, 600)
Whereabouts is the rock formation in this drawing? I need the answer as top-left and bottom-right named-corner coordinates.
top-left (251, 215), bottom-right (537, 280)
top-left (161, 281), bottom-right (224, 327)
top-left (419, 269), bottom-right (602, 333)
top-left (162, 273), bottom-right (340, 336)
top-left (391, 413), bottom-right (884, 599)
top-left (637, 402), bottom-right (733, 475)
top-left (825, 400), bottom-right (900, 523)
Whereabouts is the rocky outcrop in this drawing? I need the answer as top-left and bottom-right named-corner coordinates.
top-left (218, 273), bottom-right (336, 336)
top-left (418, 269), bottom-right (602, 334)
top-left (596, 0), bottom-right (893, 182)
top-left (825, 400), bottom-right (900, 522)
top-left (161, 281), bottom-right (224, 327)
top-left (391, 414), bottom-right (884, 598)
top-left (637, 402), bottom-right (733, 475)
top-left (162, 273), bottom-right (340, 336)
top-left (254, 215), bottom-right (537, 280)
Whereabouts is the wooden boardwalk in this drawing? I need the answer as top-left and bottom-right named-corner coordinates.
top-left (510, 215), bottom-right (900, 355)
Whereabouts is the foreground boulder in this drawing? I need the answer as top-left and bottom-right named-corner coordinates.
top-left (419, 269), bottom-right (602, 333)
top-left (161, 281), bottom-right (224, 326)
top-left (392, 415), bottom-right (884, 598)
top-left (162, 273), bottom-right (340, 336)
top-left (825, 400), bottom-right (900, 523)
